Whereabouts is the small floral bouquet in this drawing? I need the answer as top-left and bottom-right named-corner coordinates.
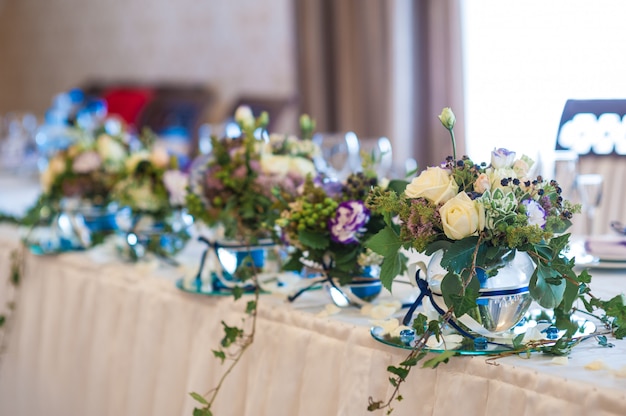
top-left (277, 171), bottom-right (386, 291)
top-left (186, 107), bottom-right (318, 242)
top-left (90, 129), bottom-right (192, 260)
top-left (39, 132), bottom-right (129, 207)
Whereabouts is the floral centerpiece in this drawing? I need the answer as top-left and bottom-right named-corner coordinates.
top-left (186, 106), bottom-right (318, 242)
top-left (110, 134), bottom-right (191, 260)
top-left (276, 169), bottom-right (387, 304)
top-left (363, 108), bottom-right (626, 413)
top-left (367, 108), bottom-right (582, 321)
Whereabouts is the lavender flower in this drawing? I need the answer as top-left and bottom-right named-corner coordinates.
top-left (329, 200), bottom-right (370, 244)
top-left (523, 199), bottom-right (547, 228)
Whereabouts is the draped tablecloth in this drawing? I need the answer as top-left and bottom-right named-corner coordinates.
top-left (1, 226), bottom-right (626, 416)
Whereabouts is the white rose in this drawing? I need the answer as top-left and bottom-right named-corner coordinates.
top-left (405, 167), bottom-right (458, 204)
top-left (150, 146), bottom-right (170, 169)
top-left (96, 134), bottom-right (127, 164)
top-left (125, 151), bottom-right (150, 173)
top-left (289, 157), bottom-right (316, 178)
top-left (488, 167), bottom-right (517, 190)
top-left (260, 154), bottom-right (290, 177)
top-left (439, 192), bottom-right (485, 240)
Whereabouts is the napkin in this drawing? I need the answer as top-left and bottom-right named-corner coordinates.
top-left (584, 236), bottom-right (626, 261)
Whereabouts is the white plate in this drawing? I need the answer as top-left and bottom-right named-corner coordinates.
top-left (576, 254), bottom-right (626, 269)
top-left (584, 235), bottom-right (626, 262)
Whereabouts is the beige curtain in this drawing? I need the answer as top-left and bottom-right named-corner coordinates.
top-left (294, 0), bottom-right (465, 171)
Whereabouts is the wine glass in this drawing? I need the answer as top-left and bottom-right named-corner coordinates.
top-left (576, 173), bottom-right (603, 235)
top-left (552, 150), bottom-right (579, 202)
top-left (312, 131), bottom-right (360, 181)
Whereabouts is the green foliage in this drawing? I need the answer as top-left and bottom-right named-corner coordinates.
top-left (220, 321), bottom-right (244, 348)
top-left (423, 350), bottom-right (456, 368)
top-left (365, 227), bottom-right (408, 291)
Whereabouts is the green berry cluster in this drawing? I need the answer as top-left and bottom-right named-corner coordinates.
top-left (289, 197), bottom-right (339, 233)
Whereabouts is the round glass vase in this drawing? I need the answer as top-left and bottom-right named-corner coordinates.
top-left (425, 249), bottom-right (535, 337)
top-left (210, 239), bottom-right (280, 293)
top-left (325, 266), bottom-right (383, 308)
top-left (114, 208), bottom-right (193, 261)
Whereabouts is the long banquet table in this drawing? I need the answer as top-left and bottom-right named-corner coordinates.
top-left (1, 223), bottom-right (626, 416)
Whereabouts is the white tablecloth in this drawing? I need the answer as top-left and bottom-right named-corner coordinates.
top-left (1, 226), bottom-right (626, 416)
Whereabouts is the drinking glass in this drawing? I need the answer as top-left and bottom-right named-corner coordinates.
top-left (312, 131), bottom-right (360, 181)
top-left (576, 173), bottom-right (603, 235)
top-left (552, 150), bottom-right (579, 202)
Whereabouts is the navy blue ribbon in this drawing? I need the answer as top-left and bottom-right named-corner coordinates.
top-left (402, 269), bottom-right (515, 349)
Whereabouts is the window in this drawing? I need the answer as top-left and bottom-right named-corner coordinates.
top-left (461, 0), bottom-right (626, 171)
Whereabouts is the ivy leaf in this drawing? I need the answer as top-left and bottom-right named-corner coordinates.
top-left (298, 229), bottom-right (329, 250)
top-left (0, 315), bottom-right (5, 327)
top-left (440, 271), bottom-right (480, 317)
top-left (365, 226), bottom-right (403, 256)
top-left (529, 263), bottom-right (565, 309)
top-left (190, 392), bottom-right (209, 406)
top-left (387, 365), bottom-right (409, 380)
top-left (212, 349), bottom-right (226, 364)
top-left (193, 408), bottom-right (212, 416)
top-left (245, 300), bottom-right (256, 315)
top-left (220, 321), bottom-right (243, 348)
top-left (379, 252), bottom-right (408, 292)
top-left (411, 313), bottom-right (428, 335)
top-left (231, 286), bottom-right (244, 301)
top-left (423, 350), bottom-right (456, 368)
top-left (439, 237), bottom-right (481, 275)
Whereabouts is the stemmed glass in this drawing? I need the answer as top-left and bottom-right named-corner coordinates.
top-left (576, 173), bottom-right (604, 235)
top-left (312, 131), bottom-right (360, 181)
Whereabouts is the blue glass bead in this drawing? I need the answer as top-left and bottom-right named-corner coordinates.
top-left (474, 337), bottom-right (488, 350)
top-left (399, 329), bottom-right (416, 345)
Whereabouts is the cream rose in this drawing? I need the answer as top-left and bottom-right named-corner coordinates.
top-left (439, 192), bottom-right (485, 240)
top-left (125, 151), bottom-right (150, 173)
top-left (150, 146), bottom-right (170, 169)
top-left (96, 134), bottom-right (127, 164)
top-left (405, 167), bottom-right (458, 204)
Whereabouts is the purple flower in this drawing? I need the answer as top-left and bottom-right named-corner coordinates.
top-left (523, 199), bottom-right (547, 228)
top-left (329, 200), bottom-right (370, 244)
top-left (491, 148), bottom-right (516, 169)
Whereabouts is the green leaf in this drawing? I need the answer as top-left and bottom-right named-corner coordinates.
top-left (387, 179), bottom-right (409, 194)
top-left (423, 350), bottom-right (456, 368)
top-left (193, 407), bottom-right (212, 416)
top-left (0, 315), bottom-right (5, 327)
top-left (440, 271), bottom-right (480, 316)
top-left (379, 252), bottom-right (408, 291)
top-left (190, 392), bottom-right (209, 405)
top-left (365, 226), bottom-right (403, 256)
top-left (449, 288), bottom-right (480, 318)
top-left (439, 237), bottom-right (481, 275)
top-left (298, 229), bottom-right (329, 250)
top-left (245, 300), bottom-right (256, 315)
top-left (529, 263), bottom-right (565, 309)
top-left (387, 365), bottom-right (409, 380)
top-left (411, 313), bottom-right (428, 335)
top-left (232, 286), bottom-right (244, 301)
top-left (212, 349), bottom-right (226, 363)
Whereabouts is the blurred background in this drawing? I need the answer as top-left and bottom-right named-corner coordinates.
top-left (1, 0), bottom-right (626, 175)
